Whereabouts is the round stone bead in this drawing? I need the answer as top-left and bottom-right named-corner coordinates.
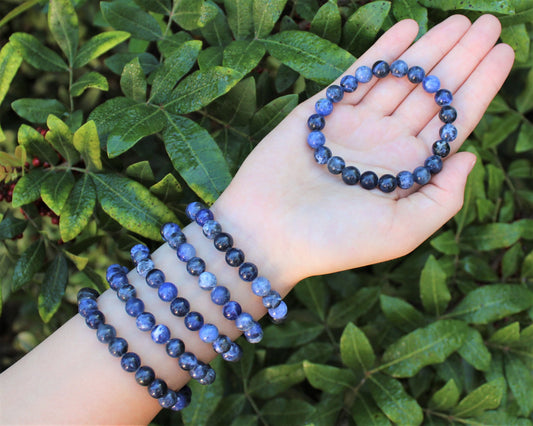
top-left (198, 271), bottom-right (217, 290)
top-left (177, 243), bottom-right (196, 262)
top-left (184, 311), bottom-right (204, 331)
top-left (226, 248), bottom-right (245, 267)
top-left (146, 269), bottom-right (165, 288)
top-left (136, 312), bottom-right (156, 331)
top-left (212, 335), bottom-right (232, 354)
top-left (327, 156), bottom-right (345, 174)
top-left (106, 264), bottom-right (123, 282)
top-left (314, 146), bottom-right (332, 164)
top-left (262, 290), bottom-right (282, 309)
top-left (433, 140), bottom-right (451, 158)
top-left (340, 75), bottom-right (357, 92)
top-left (85, 310), bottom-right (105, 329)
top-left (172, 387), bottom-right (192, 411)
top-left (178, 352), bottom-right (198, 371)
top-left (268, 301), bottom-right (288, 322)
top-left (136, 258), bottom-right (154, 277)
top-left (198, 368), bottom-right (216, 385)
top-left (108, 272), bottom-right (128, 291)
top-left (190, 362), bottom-right (209, 380)
top-left (315, 98), bottom-right (333, 116)
top-left (378, 174), bottom-right (397, 193)
top-left (130, 244), bottom-right (150, 265)
top-left (186, 201), bottom-right (205, 221)
top-left (78, 298), bottom-right (98, 317)
top-left (151, 324), bottom-right (170, 344)
top-left (439, 105), bottom-right (457, 123)
top-left (390, 59), bottom-right (408, 77)
top-left (413, 166), bottom-right (431, 185)
top-left (223, 301), bottom-right (242, 320)
top-left (77, 287), bottom-right (99, 302)
top-left (202, 220), bottom-right (221, 239)
top-left (439, 123), bottom-right (457, 142)
top-left (170, 297), bottom-right (190, 317)
top-left (125, 297), bottom-right (144, 317)
top-left (166, 338), bottom-right (185, 358)
top-left (435, 89), bottom-right (453, 106)
top-left (360, 171), bottom-right (378, 190)
top-left (195, 208), bottom-right (214, 226)
top-left (307, 114), bottom-right (325, 131)
top-left (159, 390), bottom-right (178, 409)
top-left (222, 343), bottom-right (243, 362)
top-left (186, 257), bottom-right (206, 276)
top-left (161, 222), bottom-right (181, 242)
top-left (167, 231), bottom-right (186, 249)
top-left (252, 277), bottom-right (271, 297)
top-left (244, 322), bottom-right (263, 344)
top-left (135, 365), bottom-right (155, 386)
top-left (158, 282), bottom-right (178, 301)
top-left (355, 66), bottom-right (372, 83)
top-left (121, 352), bottom-right (141, 372)
top-left (108, 337), bottom-right (128, 357)
top-left (235, 313), bottom-right (254, 331)
top-left (211, 286), bottom-right (231, 305)
top-left (148, 379), bottom-right (168, 399)
top-left (342, 166), bottom-right (361, 185)
top-left (117, 284), bottom-right (136, 302)
top-left (372, 60), bottom-right (390, 78)
top-left (407, 66), bottom-right (425, 83)
top-left (96, 323), bottom-right (116, 343)
top-left (396, 171), bottom-right (414, 190)
top-left (214, 232), bottom-right (233, 251)
top-left (326, 85), bottom-right (344, 103)
top-left (422, 75), bottom-right (440, 93)
top-left (425, 155), bottom-right (443, 174)
top-left (307, 131), bottom-right (325, 149)
top-left (239, 262), bottom-right (258, 281)
top-left (199, 324), bottom-right (219, 343)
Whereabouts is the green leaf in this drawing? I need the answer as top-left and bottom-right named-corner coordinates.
top-left (12, 239), bottom-right (45, 291)
top-left (41, 171), bottom-right (75, 215)
top-left (462, 255), bottom-right (498, 282)
top-left (11, 99), bottom-right (67, 124)
top-left (501, 24), bottom-right (529, 63)
top-left (293, 276), bottom-right (328, 321)
top-left (262, 398), bottom-right (316, 426)
top-left (517, 67), bottom-right (533, 113)
top-left (46, 114), bottom-right (80, 164)
top-left (88, 97), bottom-right (138, 142)
top-left (420, 255), bottom-right (450, 316)
top-left (418, 0), bottom-right (514, 13)
top-left (173, 0), bottom-right (218, 31)
top-left (287, 342), bottom-right (335, 364)
top-left (253, 0), bottom-right (287, 38)
top-left (263, 31), bottom-right (355, 85)
top-left (10, 32), bottom-right (68, 71)
top-left (489, 322), bottom-right (520, 345)
top-left (63, 251), bottom-right (88, 270)
top-left (351, 393), bottom-right (392, 426)
top-left (516, 121), bottom-right (533, 153)
top-left (429, 379), bottom-right (460, 411)
top-left (295, 0), bottom-right (319, 21)
top-left (382, 320), bottom-right (469, 378)
top-left (12, 168), bottom-right (49, 207)
top-left (368, 373), bottom-right (424, 425)
top-left (133, 0), bottom-right (171, 14)
top-left (250, 94), bottom-right (298, 141)
top-left (198, 46), bottom-right (224, 70)
top-left (0, 43), bottom-right (23, 138)
top-left (73, 31), bottom-right (130, 68)
top-left (303, 361), bottom-right (356, 394)
top-left (120, 57), bottom-right (146, 102)
top-left (73, 120), bottom-right (102, 171)
top-left (475, 112), bottom-right (521, 149)
top-left (105, 52), bottom-right (159, 75)
top-left (225, 0), bottom-right (253, 40)
top-left (505, 354), bottom-right (533, 416)
top-left (340, 322), bottom-right (375, 374)
top-left (209, 77), bottom-right (256, 126)
top-left (474, 411), bottom-right (533, 426)
top-left (200, 4), bottom-right (233, 46)
top-left (223, 40), bottom-right (265, 76)
top-left (38, 254), bottom-right (68, 322)
top-left (310, 1), bottom-right (342, 44)
top-left (17, 125), bottom-right (59, 165)
top-left (157, 32), bottom-right (192, 58)
top-left (162, 113), bottom-right (232, 204)
top-left (379, 294), bottom-right (425, 332)
top-left (450, 284), bottom-right (533, 324)
top-left (249, 363), bottom-right (305, 398)
top-left (48, 0), bottom-right (79, 65)
top-left (101, 1), bottom-right (162, 41)
top-left (261, 321), bottom-right (323, 348)
top-left (342, 2), bottom-right (391, 56)
top-left (126, 161), bottom-right (155, 184)
top-left (452, 378), bottom-right (505, 418)
top-left (149, 173), bottom-right (182, 201)
top-left (522, 250), bottom-right (533, 279)
top-left (0, 0), bottom-right (46, 28)
top-left (327, 287), bottom-right (380, 328)
top-left (0, 216), bottom-right (27, 240)
top-left (71, 71), bottom-right (108, 97)
top-left (60, 174), bottom-right (96, 242)
top-left (91, 173), bottom-right (177, 240)
top-left (275, 64), bottom-right (299, 93)
top-left (458, 327), bottom-right (491, 371)
top-left (430, 230), bottom-right (459, 255)
top-left (461, 223), bottom-right (522, 251)
top-left (392, 0), bottom-right (428, 38)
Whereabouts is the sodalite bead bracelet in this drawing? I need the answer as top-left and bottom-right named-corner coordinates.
top-left (308, 59), bottom-right (458, 193)
top-left (77, 288), bottom-right (192, 411)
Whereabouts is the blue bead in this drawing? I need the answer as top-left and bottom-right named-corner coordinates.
top-left (235, 313), bottom-right (254, 331)
top-left (340, 75), bottom-right (358, 92)
top-left (252, 276), bottom-right (271, 297)
top-left (433, 140), bottom-right (450, 157)
top-left (184, 311), bottom-right (203, 331)
top-left (262, 290), bottom-right (282, 309)
top-left (130, 244), bottom-right (150, 265)
top-left (439, 106), bottom-right (457, 123)
top-left (190, 362), bottom-right (209, 380)
top-left (396, 171), bottom-right (414, 189)
top-left (166, 338), bottom-right (185, 357)
top-left (390, 59), bottom-right (408, 77)
top-left (435, 89), bottom-right (452, 106)
top-left (327, 156), bottom-right (345, 174)
top-left (378, 174), bottom-right (397, 193)
top-left (177, 243), bottom-right (195, 262)
top-left (167, 231), bottom-right (186, 249)
top-left (172, 386), bottom-right (192, 410)
top-left (151, 324), bottom-right (170, 344)
top-left (117, 284), bottom-right (136, 302)
top-left (135, 365), bottom-right (155, 386)
top-left (160, 222), bottom-right (181, 242)
top-left (108, 272), bottom-right (128, 291)
top-left (214, 232), bottom-right (233, 251)
top-left (360, 171), bottom-right (378, 190)
top-left (211, 286), bottom-right (231, 305)
top-left (314, 146), bottom-right (332, 164)
top-left (342, 166), bottom-right (361, 185)
top-left (159, 390), bottom-right (178, 409)
top-left (85, 310), bottom-right (105, 329)
top-left (413, 166), bottom-right (431, 185)
top-left (226, 248), bottom-right (244, 267)
top-left (422, 75), bottom-right (440, 93)
top-left (223, 301), bottom-right (242, 320)
top-left (106, 264), bottom-right (123, 282)
top-left (108, 337), bottom-right (128, 357)
top-left (239, 262), bottom-right (258, 281)
top-left (78, 297), bottom-right (98, 317)
top-left (125, 297), bottom-right (144, 317)
top-left (212, 335), bottom-right (232, 354)
top-left (425, 155), bottom-right (443, 174)
top-left (121, 352), bottom-right (141, 372)
top-left (186, 257), bottom-right (206, 276)
top-left (407, 66), bottom-right (425, 84)
top-left (202, 220), bottom-right (221, 239)
top-left (315, 98), bottom-right (333, 116)
top-left (355, 66), bottom-right (372, 83)
top-left (96, 323), bottom-right (116, 343)
top-left (372, 60), bottom-right (390, 78)
top-left (122, 265), bottom-right (129, 274)
top-left (146, 269), bottom-right (165, 288)
top-left (170, 297), bottom-right (190, 317)
top-left (158, 282), bottom-right (178, 301)
top-left (198, 367), bottom-right (216, 385)
top-left (199, 324), bottom-right (219, 343)
top-left (185, 201), bottom-right (205, 220)
top-left (136, 312), bottom-right (155, 331)
top-left (244, 322), bottom-right (263, 344)
top-left (195, 208), bottom-right (214, 226)
top-left (439, 123), bottom-right (457, 142)
top-left (77, 287), bottom-right (99, 301)
top-left (148, 378), bottom-right (168, 399)
top-left (307, 114), bottom-right (325, 131)
top-left (178, 352), bottom-right (198, 371)
top-left (268, 301), bottom-right (288, 322)
top-left (198, 271), bottom-right (217, 290)
top-left (326, 85), bottom-right (344, 103)
top-left (307, 131), bottom-right (325, 149)
top-left (136, 258), bottom-right (154, 277)
top-left (222, 343), bottom-right (243, 362)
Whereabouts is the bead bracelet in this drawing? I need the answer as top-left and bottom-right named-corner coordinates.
top-left (77, 287), bottom-right (192, 411)
top-left (307, 59), bottom-right (457, 192)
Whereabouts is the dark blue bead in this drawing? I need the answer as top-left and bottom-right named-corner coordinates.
top-left (425, 155), bottom-right (443, 174)
top-left (158, 282), bottom-right (178, 301)
top-left (186, 257), bottom-right (206, 276)
top-left (307, 114), bottom-right (325, 131)
top-left (195, 208), bottom-right (214, 226)
top-left (184, 311), bottom-right (203, 331)
top-left (433, 140), bottom-right (450, 157)
top-left (223, 301), bottom-right (242, 320)
top-left (161, 222), bottom-right (181, 242)
top-left (148, 378), bottom-right (168, 399)
top-left (355, 66), bottom-right (372, 83)
top-left (170, 297), bottom-right (190, 317)
top-left (327, 156), bottom-right (345, 174)
top-left (177, 243), bottom-right (195, 262)
top-left (122, 265), bottom-right (129, 274)
top-left (315, 98), bottom-right (333, 116)
top-left (172, 386), bottom-right (192, 411)
top-left (146, 269), bottom-right (165, 288)
top-left (422, 75), bottom-right (440, 93)
top-left (78, 298), bottom-right (98, 317)
top-left (96, 323), bottom-right (116, 343)
top-left (226, 248), bottom-right (244, 267)
top-left (244, 322), bottom-right (263, 344)
top-left (106, 264), bottom-right (123, 282)
top-left (211, 286), bottom-right (231, 305)
top-left (251, 277), bottom-right (271, 296)
top-left (435, 89), bottom-right (453, 106)
top-left (166, 338), bottom-right (185, 357)
top-left (159, 390), bottom-right (178, 409)
top-left (413, 166), bottom-right (431, 185)
top-left (342, 166), bottom-right (360, 185)
top-left (198, 271), bottom-right (217, 290)
top-left (136, 312), bottom-right (156, 331)
top-left (396, 171), bottom-right (414, 189)
top-left (360, 171), bottom-right (378, 190)
top-left (136, 258), bottom-right (154, 277)
top-left (314, 146), bottom-right (332, 165)
top-left (222, 343), bottom-right (243, 362)
top-left (135, 365), bottom-right (155, 386)
top-left (439, 123), bottom-right (457, 142)
top-left (212, 335), bottom-right (232, 354)
top-left (186, 201), bottom-right (205, 220)
top-left (407, 66), bottom-right (425, 83)
top-left (214, 232), bottom-right (233, 251)
top-left (77, 287), bottom-right (99, 302)
top-left (326, 85), bottom-right (344, 103)
top-left (130, 244), bottom-right (150, 265)
top-left (390, 59), bottom-right (408, 77)
top-left (125, 297), bottom-right (144, 317)
top-left (108, 272), bottom-right (128, 291)
top-left (239, 262), bottom-right (258, 281)
top-left (167, 231), bottom-right (186, 249)
top-left (235, 312), bottom-right (254, 331)
top-left (340, 75), bottom-right (358, 92)
top-left (151, 324), bottom-right (170, 344)
top-left (85, 310), bottom-right (105, 329)
top-left (262, 290), bottom-right (282, 309)
top-left (199, 324), bottom-right (219, 343)
top-left (268, 301), bottom-right (288, 322)
top-left (190, 362), bottom-right (209, 380)
top-left (108, 337), bottom-right (128, 357)
top-left (372, 60), bottom-right (390, 78)
top-left (439, 106), bottom-right (457, 123)
top-left (178, 352), bottom-right (198, 371)
top-left (307, 131), bottom-right (325, 149)
top-left (121, 352), bottom-right (141, 372)
top-left (378, 174), bottom-right (397, 193)
top-left (117, 284), bottom-right (136, 302)
top-left (198, 368), bottom-right (216, 385)
top-left (202, 220), bottom-right (221, 239)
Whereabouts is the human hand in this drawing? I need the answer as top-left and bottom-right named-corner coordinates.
top-left (213, 14), bottom-right (514, 287)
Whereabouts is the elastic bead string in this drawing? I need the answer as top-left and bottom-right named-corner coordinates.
top-left (307, 59), bottom-right (457, 192)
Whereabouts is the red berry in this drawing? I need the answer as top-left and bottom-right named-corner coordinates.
top-left (51, 216), bottom-right (59, 225)
top-left (32, 158), bottom-right (41, 167)
top-left (57, 239), bottom-right (64, 245)
top-left (0, 193), bottom-right (4, 201)
top-left (17, 233), bottom-right (23, 239)
top-left (24, 162), bottom-right (30, 169)
top-left (42, 162), bottom-right (50, 168)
